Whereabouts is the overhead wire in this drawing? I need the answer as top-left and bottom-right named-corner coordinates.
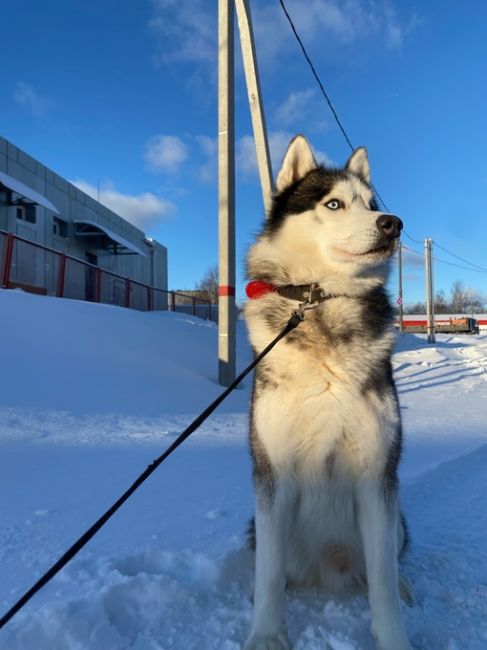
top-left (401, 245), bottom-right (487, 274)
top-left (278, 0), bottom-right (354, 153)
top-left (402, 230), bottom-right (423, 245)
top-left (278, 0), bottom-right (390, 213)
top-left (432, 241), bottom-right (487, 273)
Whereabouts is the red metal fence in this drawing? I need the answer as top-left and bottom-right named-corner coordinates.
top-left (397, 314), bottom-right (487, 331)
top-left (0, 230), bottom-right (214, 321)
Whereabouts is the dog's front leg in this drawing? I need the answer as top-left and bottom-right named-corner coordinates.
top-left (244, 481), bottom-right (293, 650)
top-left (356, 482), bottom-right (412, 650)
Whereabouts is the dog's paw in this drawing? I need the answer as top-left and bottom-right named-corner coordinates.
top-left (242, 631), bottom-right (291, 650)
top-left (376, 642), bottom-right (412, 650)
top-left (374, 631), bottom-right (412, 650)
top-left (373, 620), bottom-right (412, 650)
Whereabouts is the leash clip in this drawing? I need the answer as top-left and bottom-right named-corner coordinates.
top-left (294, 283), bottom-right (322, 320)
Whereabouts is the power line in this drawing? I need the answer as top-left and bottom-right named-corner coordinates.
top-left (433, 255), bottom-right (487, 273)
top-left (278, 0), bottom-right (354, 152)
top-left (371, 186), bottom-right (390, 214)
top-left (402, 245), bottom-right (487, 273)
top-left (403, 235), bottom-right (486, 272)
top-left (402, 230), bottom-right (423, 245)
top-left (432, 241), bottom-right (487, 273)
top-left (401, 244), bottom-right (423, 257)
top-left (278, 0), bottom-right (393, 213)
top-left (403, 235), bottom-right (487, 272)
top-left (401, 244), bottom-right (424, 257)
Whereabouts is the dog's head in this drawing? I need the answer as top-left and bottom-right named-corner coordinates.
top-left (249, 135), bottom-right (402, 293)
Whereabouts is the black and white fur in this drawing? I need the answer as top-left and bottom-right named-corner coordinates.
top-left (243, 136), bottom-right (412, 650)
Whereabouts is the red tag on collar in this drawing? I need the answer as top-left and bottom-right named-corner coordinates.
top-left (245, 280), bottom-right (278, 299)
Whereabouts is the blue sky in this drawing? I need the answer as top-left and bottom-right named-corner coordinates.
top-left (1, 0), bottom-right (486, 305)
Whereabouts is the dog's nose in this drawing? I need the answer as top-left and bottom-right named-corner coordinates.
top-left (376, 214), bottom-right (403, 239)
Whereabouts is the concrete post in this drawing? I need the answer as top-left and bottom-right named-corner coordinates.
top-left (235, 0), bottom-right (274, 212)
top-left (425, 238), bottom-right (435, 343)
top-left (218, 0), bottom-right (236, 385)
top-left (398, 243), bottom-right (404, 333)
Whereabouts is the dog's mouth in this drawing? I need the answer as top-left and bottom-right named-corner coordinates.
top-left (360, 239), bottom-right (397, 257)
top-left (333, 238), bottom-right (398, 260)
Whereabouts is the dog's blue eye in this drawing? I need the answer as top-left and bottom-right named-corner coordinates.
top-left (325, 199), bottom-right (341, 210)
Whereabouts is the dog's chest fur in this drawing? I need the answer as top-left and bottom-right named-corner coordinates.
top-left (246, 288), bottom-right (399, 482)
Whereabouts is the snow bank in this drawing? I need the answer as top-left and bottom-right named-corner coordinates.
top-left (1, 289), bottom-right (487, 649)
top-left (0, 289), bottom-right (251, 417)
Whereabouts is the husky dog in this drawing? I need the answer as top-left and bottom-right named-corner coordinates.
top-left (243, 136), bottom-right (412, 650)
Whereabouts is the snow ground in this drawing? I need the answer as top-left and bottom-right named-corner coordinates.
top-left (0, 289), bottom-right (486, 650)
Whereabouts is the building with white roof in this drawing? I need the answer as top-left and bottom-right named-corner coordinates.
top-left (0, 136), bottom-right (167, 308)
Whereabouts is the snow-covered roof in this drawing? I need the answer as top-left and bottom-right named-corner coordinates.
top-left (0, 170), bottom-right (60, 214)
top-left (74, 219), bottom-right (147, 257)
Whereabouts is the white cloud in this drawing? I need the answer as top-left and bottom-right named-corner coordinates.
top-left (195, 135), bottom-right (218, 184)
top-left (273, 88), bottom-right (329, 133)
top-left (237, 131), bottom-right (335, 178)
top-left (275, 89), bottom-right (317, 127)
top-left (253, 0), bottom-right (407, 62)
top-left (149, 0), bottom-right (216, 65)
top-left (268, 132), bottom-right (297, 174)
top-left (72, 179), bottom-right (174, 231)
top-left (144, 135), bottom-right (188, 173)
top-left (149, 0), bottom-right (420, 86)
top-left (195, 130), bottom-right (335, 186)
top-left (195, 133), bottom-right (298, 185)
top-left (236, 135), bottom-right (260, 177)
top-left (314, 148), bottom-right (336, 167)
top-left (13, 82), bottom-right (49, 116)
top-left (196, 135), bottom-right (217, 158)
top-left (195, 133), bottom-right (265, 185)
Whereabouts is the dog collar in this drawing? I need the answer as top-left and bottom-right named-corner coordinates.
top-left (246, 280), bottom-right (327, 304)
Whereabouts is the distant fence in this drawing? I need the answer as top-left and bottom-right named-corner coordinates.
top-left (0, 230), bottom-right (215, 321)
top-left (398, 314), bottom-right (487, 332)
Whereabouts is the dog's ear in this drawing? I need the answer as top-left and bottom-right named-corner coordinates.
top-left (345, 147), bottom-right (370, 183)
top-left (276, 135), bottom-right (317, 192)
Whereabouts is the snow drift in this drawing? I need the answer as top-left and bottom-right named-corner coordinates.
top-left (0, 289), bottom-right (486, 649)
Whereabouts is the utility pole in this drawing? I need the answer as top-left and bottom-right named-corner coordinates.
top-left (424, 238), bottom-right (435, 344)
top-left (235, 0), bottom-right (274, 211)
top-left (218, 0), bottom-right (236, 385)
top-left (398, 242), bottom-right (404, 333)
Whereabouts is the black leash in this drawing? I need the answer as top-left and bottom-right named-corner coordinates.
top-left (0, 309), bottom-right (305, 631)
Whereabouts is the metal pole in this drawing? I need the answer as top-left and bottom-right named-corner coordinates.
top-left (235, 0), bottom-right (274, 213)
top-left (424, 238), bottom-right (435, 343)
top-left (398, 242), bottom-right (404, 333)
top-left (56, 253), bottom-right (67, 298)
top-left (218, 0), bottom-right (236, 386)
top-left (2, 233), bottom-right (14, 288)
top-left (95, 268), bottom-right (102, 303)
top-left (125, 278), bottom-right (131, 309)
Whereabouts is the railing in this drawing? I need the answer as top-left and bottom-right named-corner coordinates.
top-left (0, 230), bottom-right (215, 321)
top-left (397, 313), bottom-right (487, 331)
